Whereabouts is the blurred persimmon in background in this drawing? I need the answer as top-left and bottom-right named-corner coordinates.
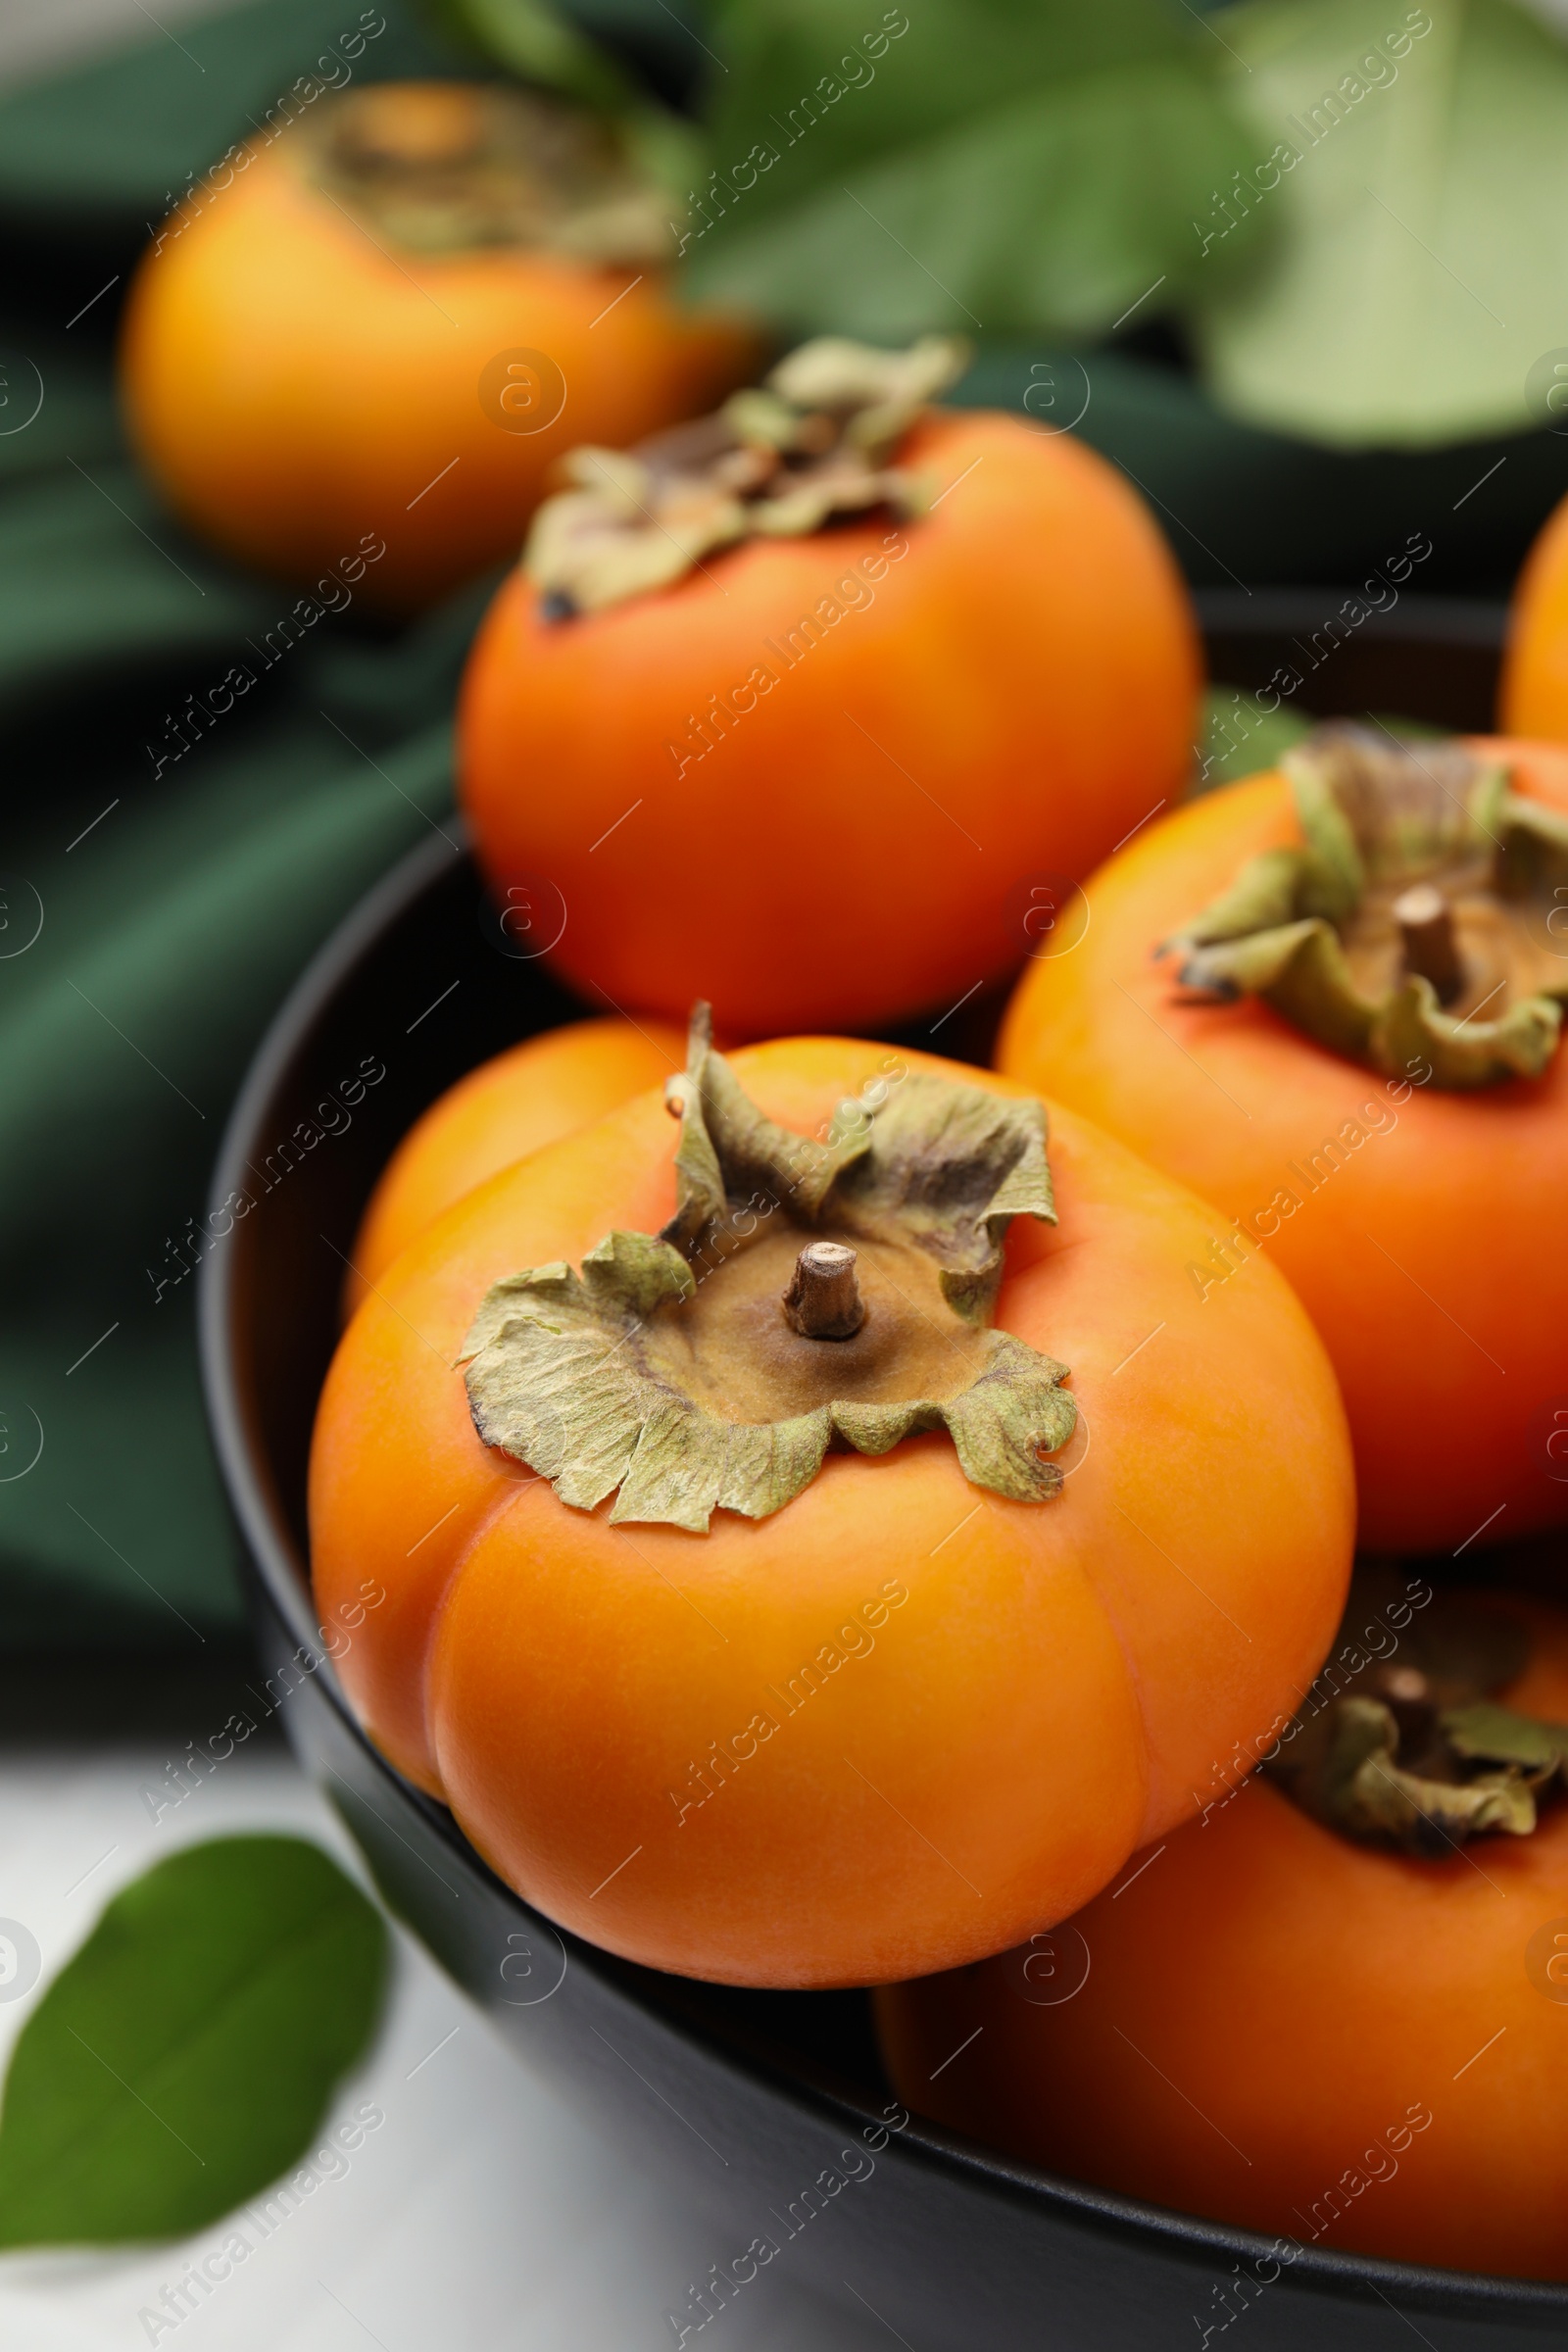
top-left (120, 81), bottom-right (759, 614)
top-left (1502, 491), bottom-right (1568, 741)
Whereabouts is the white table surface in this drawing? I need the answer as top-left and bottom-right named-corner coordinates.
top-left (0, 1736), bottom-right (891, 2352)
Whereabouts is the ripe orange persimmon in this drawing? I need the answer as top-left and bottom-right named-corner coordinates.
top-left (120, 83), bottom-right (758, 614)
top-left (310, 1020), bottom-right (1351, 1987)
top-left (877, 1585), bottom-right (1568, 2282)
top-left (1501, 491), bottom-right (1568, 739)
top-left (346, 1013), bottom-right (684, 1312)
top-left (998, 724), bottom-right (1568, 1555)
top-left (458, 338), bottom-right (1200, 1036)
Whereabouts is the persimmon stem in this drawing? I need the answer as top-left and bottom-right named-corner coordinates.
top-left (783, 1243), bottom-right (865, 1340)
top-left (1394, 882), bottom-right (1463, 1004)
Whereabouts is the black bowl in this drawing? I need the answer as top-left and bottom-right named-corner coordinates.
top-left (200, 593), bottom-right (1563, 2349)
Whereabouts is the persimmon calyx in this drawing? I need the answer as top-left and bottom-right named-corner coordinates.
top-left (1265, 1583), bottom-right (1568, 1853)
top-left (299, 83), bottom-right (680, 264)
top-left (1163, 722), bottom-right (1568, 1088)
top-left (523, 335), bottom-right (970, 617)
top-left (458, 1005), bottom-right (1074, 1532)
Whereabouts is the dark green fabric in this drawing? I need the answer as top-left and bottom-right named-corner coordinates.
top-left (0, 0), bottom-right (494, 1650)
top-left (956, 345), bottom-right (1568, 600)
top-left (1, 0), bottom-right (1564, 1653)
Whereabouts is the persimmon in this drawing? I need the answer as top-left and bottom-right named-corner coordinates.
top-left (998, 723), bottom-right (1568, 1555)
top-left (309, 1012), bottom-right (1352, 1988)
top-left (877, 1580), bottom-right (1568, 2283)
top-left (345, 1012), bottom-right (685, 1313)
top-left (1500, 490), bottom-right (1568, 740)
top-left (457, 337), bottom-right (1201, 1036)
top-left (119, 82), bottom-right (758, 615)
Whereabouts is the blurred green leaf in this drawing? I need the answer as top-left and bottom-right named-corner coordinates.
top-left (1193, 684), bottom-right (1313, 791)
top-left (422, 0), bottom-right (632, 108)
top-left (680, 0), bottom-right (1269, 341)
top-left (1191, 0), bottom-right (1568, 447)
top-left (1192, 691), bottom-right (1445, 794)
top-left (0, 1838), bottom-right (387, 2247)
top-left (419, 0), bottom-right (704, 225)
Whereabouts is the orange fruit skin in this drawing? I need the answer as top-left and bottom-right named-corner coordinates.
top-left (346, 1013), bottom-right (685, 1314)
top-left (997, 736), bottom-right (1568, 1556)
top-left (309, 1039), bottom-right (1351, 1988)
top-left (457, 410), bottom-right (1201, 1037)
top-left (118, 101), bottom-right (759, 616)
top-left (876, 1595), bottom-right (1568, 2284)
top-left (1501, 494), bottom-right (1568, 738)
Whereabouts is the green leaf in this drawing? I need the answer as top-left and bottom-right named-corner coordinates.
top-left (681, 0), bottom-right (1268, 341)
top-left (0, 1838), bottom-right (387, 2247)
top-left (416, 0), bottom-right (706, 200)
top-left (420, 0), bottom-right (633, 110)
top-left (1193, 686), bottom-right (1314, 794)
top-left (1190, 0), bottom-right (1568, 448)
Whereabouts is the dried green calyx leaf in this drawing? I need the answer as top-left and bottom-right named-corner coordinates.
top-left (298, 81), bottom-right (681, 263)
top-left (1265, 1581), bottom-right (1568, 1855)
top-left (524, 334), bottom-right (969, 617)
top-left (460, 1006), bottom-right (1073, 1532)
top-left (1165, 722), bottom-right (1568, 1088)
